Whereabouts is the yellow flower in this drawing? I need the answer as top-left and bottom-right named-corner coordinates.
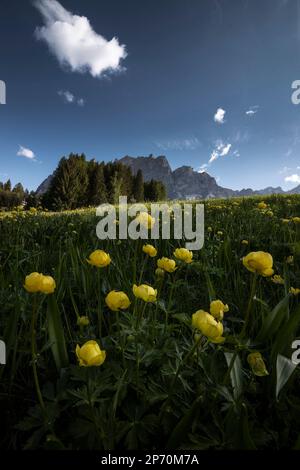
top-left (135, 212), bottom-right (155, 229)
top-left (40, 275), bottom-right (56, 294)
top-left (174, 248), bottom-right (193, 264)
top-left (290, 287), bottom-right (300, 296)
top-left (292, 217), bottom-right (300, 224)
top-left (271, 275), bottom-right (284, 285)
top-left (24, 273), bottom-right (56, 294)
top-left (257, 201), bottom-right (267, 210)
top-left (217, 231), bottom-right (223, 236)
top-left (192, 310), bottom-right (225, 343)
top-left (76, 340), bottom-right (106, 367)
top-left (242, 251), bottom-right (274, 277)
top-left (77, 316), bottom-right (90, 327)
top-left (286, 255), bottom-right (294, 264)
top-left (210, 300), bottom-right (229, 321)
top-left (87, 250), bottom-right (111, 268)
top-left (157, 257), bottom-right (177, 273)
top-left (24, 272), bottom-right (43, 293)
top-left (266, 210), bottom-right (273, 217)
top-left (281, 219), bottom-right (290, 224)
top-left (241, 240), bottom-right (249, 245)
top-left (207, 227), bottom-right (213, 233)
top-left (105, 290), bottom-right (131, 311)
top-left (155, 268), bottom-right (165, 278)
top-left (247, 352), bottom-right (269, 377)
top-left (142, 244), bottom-right (157, 257)
top-left (133, 284), bottom-right (157, 303)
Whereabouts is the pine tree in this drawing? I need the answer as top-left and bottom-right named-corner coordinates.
top-left (133, 169), bottom-right (144, 202)
top-left (4, 179), bottom-right (11, 191)
top-left (46, 154), bottom-right (89, 210)
top-left (88, 162), bottom-right (107, 206)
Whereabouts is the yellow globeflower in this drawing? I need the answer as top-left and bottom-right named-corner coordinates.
top-left (157, 257), bottom-right (177, 273)
top-left (241, 240), bottom-right (249, 245)
top-left (210, 300), bottom-right (229, 321)
top-left (77, 316), bottom-right (90, 327)
top-left (24, 272), bottom-right (43, 293)
top-left (192, 310), bottom-right (225, 343)
top-left (242, 251), bottom-right (274, 277)
top-left (217, 231), bottom-right (223, 236)
top-left (247, 352), bottom-right (269, 377)
top-left (155, 268), bottom-right (165, 278)
top-left (207, 227), bottom-right (213, 233)
top-left (290, 287), bottom-right (300, 296)
top-left (271, 275), bottom-right (284, 285)
top-left (40, 275), bottom-right (56, 294)
top-left (281, 219), bottom-right (290, 224)
top-left (142, 244), bottom-right (157, 257)
top-left (87, 250), bottom-right (111, 268)
top-left (105, 290), bottom-right (131, 311)
top-left (135, 212), bottom-right (155, 229)
top-left (133, 284), bottom-right (157, 303)
top-left (174, 248), bottom-right (193, 264)
top-left (292, 217), bottom-right (300, 224)
top-left (76, 340), bottom-right (106, 367)
top-left (257, 201), bottom-right (267, 209)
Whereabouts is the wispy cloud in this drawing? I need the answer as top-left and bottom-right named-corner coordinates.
top-left (245, 105), bottom-right (259, 116)
top-left (17, 146), bottom-right (36, 160)
top-left (58, 90), bottom-right (85, 106)
top-left (209, 141), bottom-right (231, 163)
top-left (279, 166), bottom-right (292, 175)
top-left (285, 174), bottom-right (300, 184)
top-left (34, 0), bottom-right (127, 78)
top-left (214, 107), bottom-right (226, 124)
top-left (156, 137), bottom-right (201, 151)
top-left (198, 163), bottom-right (208, 173)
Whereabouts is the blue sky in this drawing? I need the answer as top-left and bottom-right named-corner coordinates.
top-left (1, 0), bottom-right (300, 191)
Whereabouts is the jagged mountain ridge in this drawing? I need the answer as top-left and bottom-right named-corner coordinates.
top-left (36, 154), bottom-right (299, 199)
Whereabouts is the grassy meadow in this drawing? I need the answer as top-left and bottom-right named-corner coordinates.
top-left (1, 194), bottom-right (300, 450)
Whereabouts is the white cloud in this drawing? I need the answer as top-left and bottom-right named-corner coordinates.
top-left (214, 107), bottom-right (226, 124)
top-left (208, 141), bottom-right (232, 164)
top-left (285, 174), bottom-right (300, 184)
top-left (34, 0), bottom-right (127, 78)
top-left (198, 163), bottom-right (208, 173)
top-left (58, 90), bottom-right (74, 103)
top-left (156, 137), bottom-right (201, 151)
top-left (58, 90), bottom-right (85, 106)
top-left (17, 146), bottom-right (36, 160)
top-left (245, 105), bottom-right (259, 116)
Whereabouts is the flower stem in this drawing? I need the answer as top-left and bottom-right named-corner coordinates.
top-left (31, 296), bottom-right (47, 418)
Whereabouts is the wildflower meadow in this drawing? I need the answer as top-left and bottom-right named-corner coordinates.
top-left (1, 194), bottom-right (300, 450)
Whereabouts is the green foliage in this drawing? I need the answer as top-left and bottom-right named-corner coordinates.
top-left (1, 194), bottom-right (300, 450)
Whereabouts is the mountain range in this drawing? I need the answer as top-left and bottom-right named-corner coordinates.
top-left (36, 154), bottom-right (300, 199)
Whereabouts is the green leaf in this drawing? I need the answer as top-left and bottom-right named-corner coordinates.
top-left (276, 354), bottom-right (297, 400)
top-left (271, 304), bottom-right (300, 360)
top-left (256, 295), bottom-right (290, 344)
top-left (224, 352), bottom-right (243, 400)
top-left (166, 395), bottom-right (203, 449)
top-left (47, 295), bottom-right (69, 371)
top-left (235, 403), bottom-right (256, 450)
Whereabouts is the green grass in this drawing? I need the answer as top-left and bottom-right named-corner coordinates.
top-left (1, 194), bottom-right (300, 450)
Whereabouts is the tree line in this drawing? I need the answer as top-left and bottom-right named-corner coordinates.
top-left (42, 154), bottom-right (166, 210)
top-left (0, 154), bottom-right (167, 211)
top-left (0, 180), bottom-right (27, 209)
